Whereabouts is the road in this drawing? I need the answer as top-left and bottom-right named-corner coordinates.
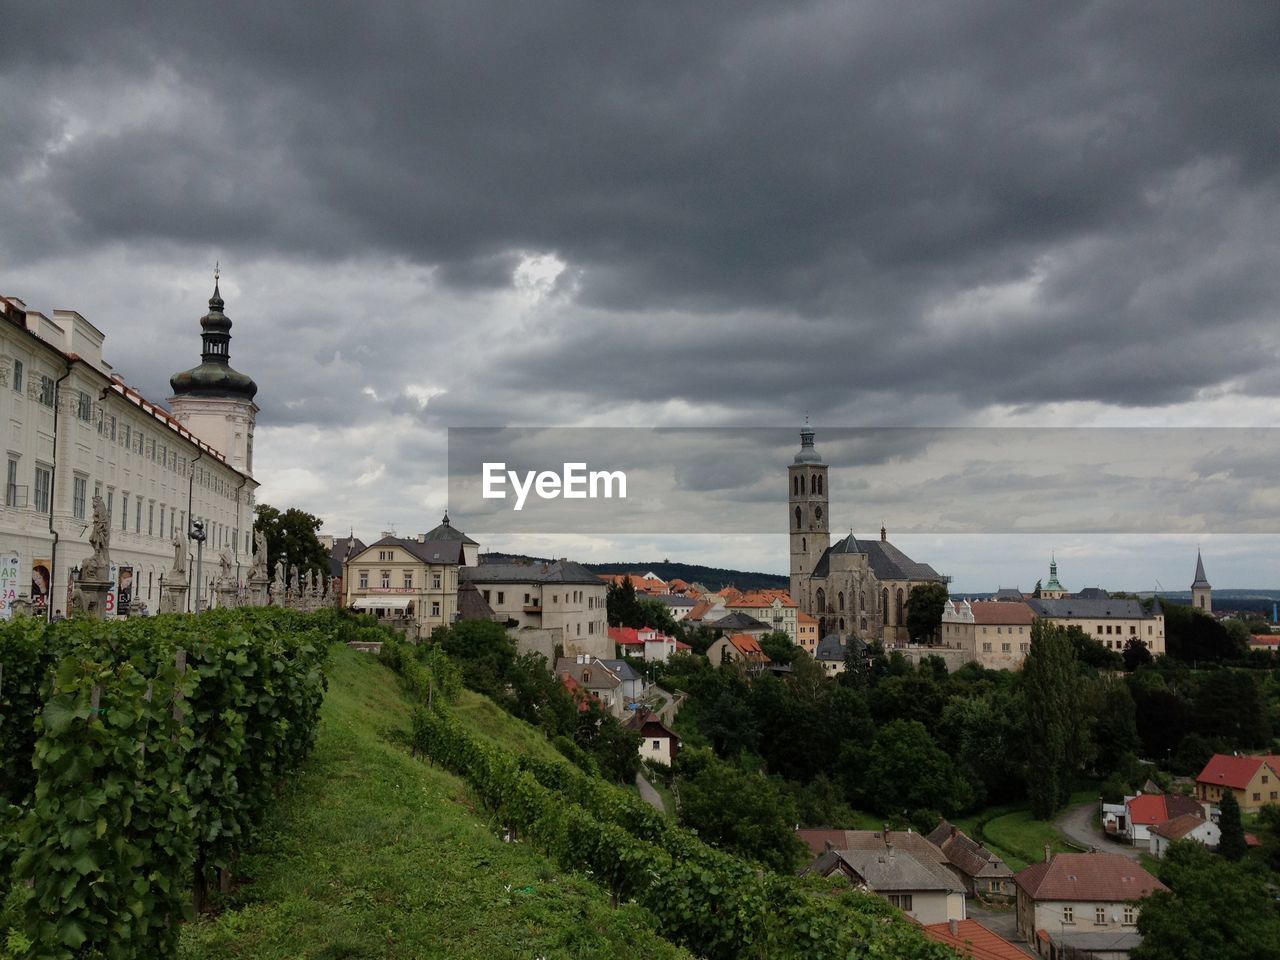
top-left (636, 771), bottom-right (665, 813)
top-left (1054, 801), bottom-right (1140, 860)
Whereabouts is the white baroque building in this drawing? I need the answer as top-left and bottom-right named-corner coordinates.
top-left (0, 278), bottom-right (258, 616)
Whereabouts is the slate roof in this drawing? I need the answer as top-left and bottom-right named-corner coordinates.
top-left (598, 658), bottom-right (643, 683)
top-left (651, 594), bottom-right (697, 608)
top-left (555, 657), bottom-right (621, 690)
top-left (1014, 853), bottom-right (1166, 902)
top-left (991, 588), bottom-right (1025, 601)
top-left (921, 920), bottom-right (1030, 960)
top-left (457, 580), bottom-right (496, 621)
top-left (811, 534), bottom-right (944, 582)
top-left (357, 535), bottom-right (465, 566)
top-left (462, 558), bottom-right (602, 584)
top-left (797, 829), bottom-right (963, 894)
top-left (329, 535), bottom-right (367, 579)
top-left (814, 634), bottom-right (846, 662)
top-left (1025, 597), bottom-right (1154, 620)
top-left (706, 610), bottom-right (771, 632)
top-left (421, 513), bottom-right (479, 545)
top-left (1192, 551), bottom-right (1211, 589)
top-left (926, 822), bottom-right (1013, 881)
top-left (831, 847), bottom-right (959, 893)
top-left (1075, 587), bottom-right (1109, 600)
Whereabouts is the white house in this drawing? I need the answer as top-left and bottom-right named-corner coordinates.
top-left (1149, 814), bottom-right (1221, 859)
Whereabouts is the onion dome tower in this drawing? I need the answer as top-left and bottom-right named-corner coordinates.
top-left (168, 268), bottom-right (259, 476)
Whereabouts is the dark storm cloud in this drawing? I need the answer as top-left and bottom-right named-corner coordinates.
top-left (3, 0), bottom-right (1279, 430)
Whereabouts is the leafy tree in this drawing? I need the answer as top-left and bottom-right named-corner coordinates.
top-left (1065, 625), bottom-right (1123, 670)
top-left (675, 748), bottom-right (805, 872)
top-left (1163, 601), bottom-right (1246, 662)
top-left (1133, 841), bottom-right (1280, 960)
top-left (1088, 678), bottom-right (1141, 777)
top-left (1130, 681), bottom-right (1193, 762)
top-left (637, 597), bottom-right (681, 636)
top-left (1122, 636), bottom-right (1154, 671)
top-left (1218, 789), bottom-right (1247, 862)
top-left (1196, 670), bottom-right (1271, 748)
top-left (254, 503), bottom-right (330, 580)
top-left (605, 577), bottom-right (645, 628)
top-left (905, 582), bottom-right (949, 643)
top-left (438, 619), bottom-right (517, 697)
top-left (1023, 620), bottom-right (1090, 818)
top-left (869, 672), bottom-right (946, 735)
top-left (863, 719), bottom-right (975, 821)
top-left (1256, 803), bottom-right (1280, 873)
top-left (758, 630), bottom-right (798, 666)
top-left (939, 690), bottom-right (1027, 806)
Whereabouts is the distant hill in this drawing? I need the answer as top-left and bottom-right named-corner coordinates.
top-left (476, 552), bottom-right (789, 592)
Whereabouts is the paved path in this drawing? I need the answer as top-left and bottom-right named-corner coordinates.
top-left (1054, 801), bottom-right (1139, 860)
top-left (635, 772), bottom-right (665, 813)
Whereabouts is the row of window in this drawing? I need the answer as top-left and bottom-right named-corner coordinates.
top-left (1060, 905), bottom-right (1136, 925)
top-left (357, 570), bottom-right (445, 590)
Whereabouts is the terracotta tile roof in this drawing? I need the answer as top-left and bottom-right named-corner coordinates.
top-left (1149, 814), bottom-right (1210, 841)
top-left (688, 599), bottom-right (715, 621)
top-left (797, 611), bottom-right (818, 625)
top-left (728, 633), bottom-right (770, 662)
top-left (1014, 853), bottom-right (1166, 903)
top-left (1126, 793), bottom-right (1203, 826)
top-left (922, 920), bottom-right (1029, 960)
top-left (926, 822), bottom-right (1012, 880)
top-left (970, 600), bottom-right (1036, 625)
top-left (1196, 754), bottom-right (1280, 791)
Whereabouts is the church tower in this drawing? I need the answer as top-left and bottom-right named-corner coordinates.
top-left (789, 420), bottom-right (829, 602)
top-left (168, 270), bottom-right (259, 477)
top-left (1191, 550), bottom-right (1212, 614)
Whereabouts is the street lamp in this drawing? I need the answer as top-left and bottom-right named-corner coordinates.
top-left (190, 519), bottom-right (207, 612)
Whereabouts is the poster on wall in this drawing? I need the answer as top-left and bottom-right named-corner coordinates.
top-left (32, 557), bottom-right (51, 615)
top-left (0, 552), bottom-right (19, 619)
top-left (117, 565), bottom-right (134, 615)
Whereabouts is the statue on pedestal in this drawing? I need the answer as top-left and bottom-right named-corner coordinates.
top-left (251, 529), bottom-right (269, 581)
top-left (80, 495), bottom-right (112, 582)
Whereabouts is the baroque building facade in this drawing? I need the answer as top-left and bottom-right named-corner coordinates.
top-left (788, 424), bottom-right (946, 645)
top-left (0, 278), bottom-right (258, 617)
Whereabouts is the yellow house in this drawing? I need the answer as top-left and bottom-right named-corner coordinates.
top-left (1195, 754), bottom-right (1280, 813)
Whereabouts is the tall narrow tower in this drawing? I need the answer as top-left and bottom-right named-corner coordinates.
top-left (788, 420), bottom-right (829, 602)
top-left (1191, 550), bottom-right (1212, 614)
top-left (168, 271), bottom-right (259, 477)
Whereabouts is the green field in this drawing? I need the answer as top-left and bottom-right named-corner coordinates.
top-left (952, 791), bottom-right (1092, 872)
top-left (178, 646), bottom-right (691, 960)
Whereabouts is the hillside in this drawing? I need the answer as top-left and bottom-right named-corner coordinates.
top-left (478, 552), bottom-right (788, 591)
top-left (179, 645), bottom-right (692, 960)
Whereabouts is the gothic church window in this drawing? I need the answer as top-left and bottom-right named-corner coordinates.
top-left (795, 506), bottom-right (802, 529)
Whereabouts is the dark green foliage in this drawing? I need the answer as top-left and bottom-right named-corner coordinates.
top-left (939, 687), bottom-right (1027, 805)
top-left (1122, 636), bottom-right (1154, 671)
top-left (1218, 790), bottom-right (1247, 862)
top-left (438, 618), bottom-right (517, 697)
top-left (1065, 624), bottom-right (1124, 669)
top-left (1133, 840), bottom-right (1280, 960)
top-left (863, 719), bottom-right (974, 822)
top-left (905, 582), bottom-right (948, 643)
top-left (1195, 670), bottom-right (1271, 748)
top-left (1163, 601), bottom-right (1248, 662)
top-left (758, 630), bottom-right (797, 666)
top-left (1131, 680), bottom-right (1193, 761)
top-left (1023, 620), bottom-right (1090, 818)
top-left (605, 578), bottom-right (645, 628)
top-left (1088, 678), bottom-right (1141, 777)
top-left (252, 503), bottom-right (331, 582)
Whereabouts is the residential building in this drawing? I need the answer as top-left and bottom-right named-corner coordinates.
top-left (727, 590), bottom-right (799, 641)
top-left (0, 285), bottom-right (258, 617)
top-left (598, 571), bottom-right (669, 595)
top-left (1121, 793), bottom-right (1205, 849)
top-left (609, 625), bottom-right (689, 662)
top-left (322, 532), bottom-right (366, 597)
top-left (1194, 753), bottom-right (1280, 813)
top-left (1149, 814), bottom-right (1220, 859)
top-left (463, 558), bottom-right (608, 644)
top-left (796, 611), bottom-right (820, 655)
top-left (787, 423), bottom-right (948, 645)
top-left (704, 609), bottom-right (771, 636)
top-left (941, 599), bottom-right (1037, 669)
top-left (926, 822), bottom-right (1015, 898)
top-left (921, 919), bottom-right (1030, 960)
top-left (798, 829), bottom-right (966, 924)
top-left (814, 633), bottom-right (847, 676)
top-left (650, 593), bottom-right (697, 621)
top-left (624, 708), bottom-right (680, 766)
top-left (706, 632), bottom-right (771, 670)
top-left (555, 655), bottom-right (627, 718)
top-left (1014, 852), bottom-right (1166, 958)
top-left (1026, 596), bottom-right (1165, 656)
top-left (343, 515), bottom-right (476, 631)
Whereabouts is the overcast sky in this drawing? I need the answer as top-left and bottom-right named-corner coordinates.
top-left (3, 2), bottom-right (1278, 591)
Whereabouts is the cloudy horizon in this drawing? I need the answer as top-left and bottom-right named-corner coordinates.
top-left (4, 1), bottom-right (1278, 592)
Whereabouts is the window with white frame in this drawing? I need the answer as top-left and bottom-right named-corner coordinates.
top-left (358, 571), bottom-right (369, 589)
top-left (72, 475), bottom-right (87, 519)
top-left (76, 391), bottom-right (91, 422)
top-left (11, 359), bottom-right (21, 392)
top-left (6, 457), bottom-right (18, 506)
top-left (33, 465), bottom-right (51, 512)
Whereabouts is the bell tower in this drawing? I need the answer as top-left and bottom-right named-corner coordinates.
top-left (1191, 550), bottom-right (1212, 615)
top-left (788, 419), bottom-right (829, 602)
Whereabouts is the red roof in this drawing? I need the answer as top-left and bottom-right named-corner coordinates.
top-left (559, 672), bottom-right (598, 713)
top-left (1196, 754), bottom-right (1280, 791)
top-left (1015, 853), bottom-right (1166, 903)
top-left (970, 600), bottom-right (1036, 625)
top-left (1149, 814), bottom-right (1210, 841)
top-left (1126, 793), bottom-right (1203, 826)
top-left (727, 633), bottom-right (770, 663)
top-left (921, 920), bottom-right (1029, 960)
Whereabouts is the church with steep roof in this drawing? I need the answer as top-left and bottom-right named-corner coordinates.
top-left (788, 424), bottom-right (947, 644)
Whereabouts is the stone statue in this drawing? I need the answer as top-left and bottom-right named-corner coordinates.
top-left (271, 559), bottom-right (287, 604)
top-left (252, 529), bottom-right (269, 580)
top-left (82, 495), bottom-right (111, 581)
top-left (289, 564), bottom-right (300, 598)
top-left (218, 549), bottom-right (233, 583)
top-left (171, 533), bottom-right (187, 577)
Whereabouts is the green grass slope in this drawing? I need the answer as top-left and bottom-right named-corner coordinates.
top-left (179, 646), bottom-right (691, 960)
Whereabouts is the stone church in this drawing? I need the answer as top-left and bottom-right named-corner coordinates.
top-left (788, 423), bottom-right (947, 645)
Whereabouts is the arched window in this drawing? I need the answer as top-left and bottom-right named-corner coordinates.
top-left (860, 616), bottom-right (867, 631)
top-left (838, 591), bottom-right (845, 611)
top-left (793, 476), bottom-right (799, 496)
top-left (896, 588), bottom-right (904, 624)
top-left (817, 474), bottom-right (823, 495)
top-left (795, 506), bottom-right (802, 529)
top-left (815, 505), bottom-right (823, 522)
top-left (816, 588), bottom-right (826, 612)
top-left (859, 591), bottom-right (865, 612)
top-left (882, 588), bottom-right (889, 625)
top-left (839, 618), bottom-right (845, 632)
top-left (802, 537), bottom-right (806, 552)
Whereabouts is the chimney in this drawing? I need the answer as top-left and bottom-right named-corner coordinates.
top-left (1044, 844), bottom-right (1051, 863)
top-left (885, 843), bottom-right (895, 860)
top-left (948, 918), bottom-right (958, 937)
